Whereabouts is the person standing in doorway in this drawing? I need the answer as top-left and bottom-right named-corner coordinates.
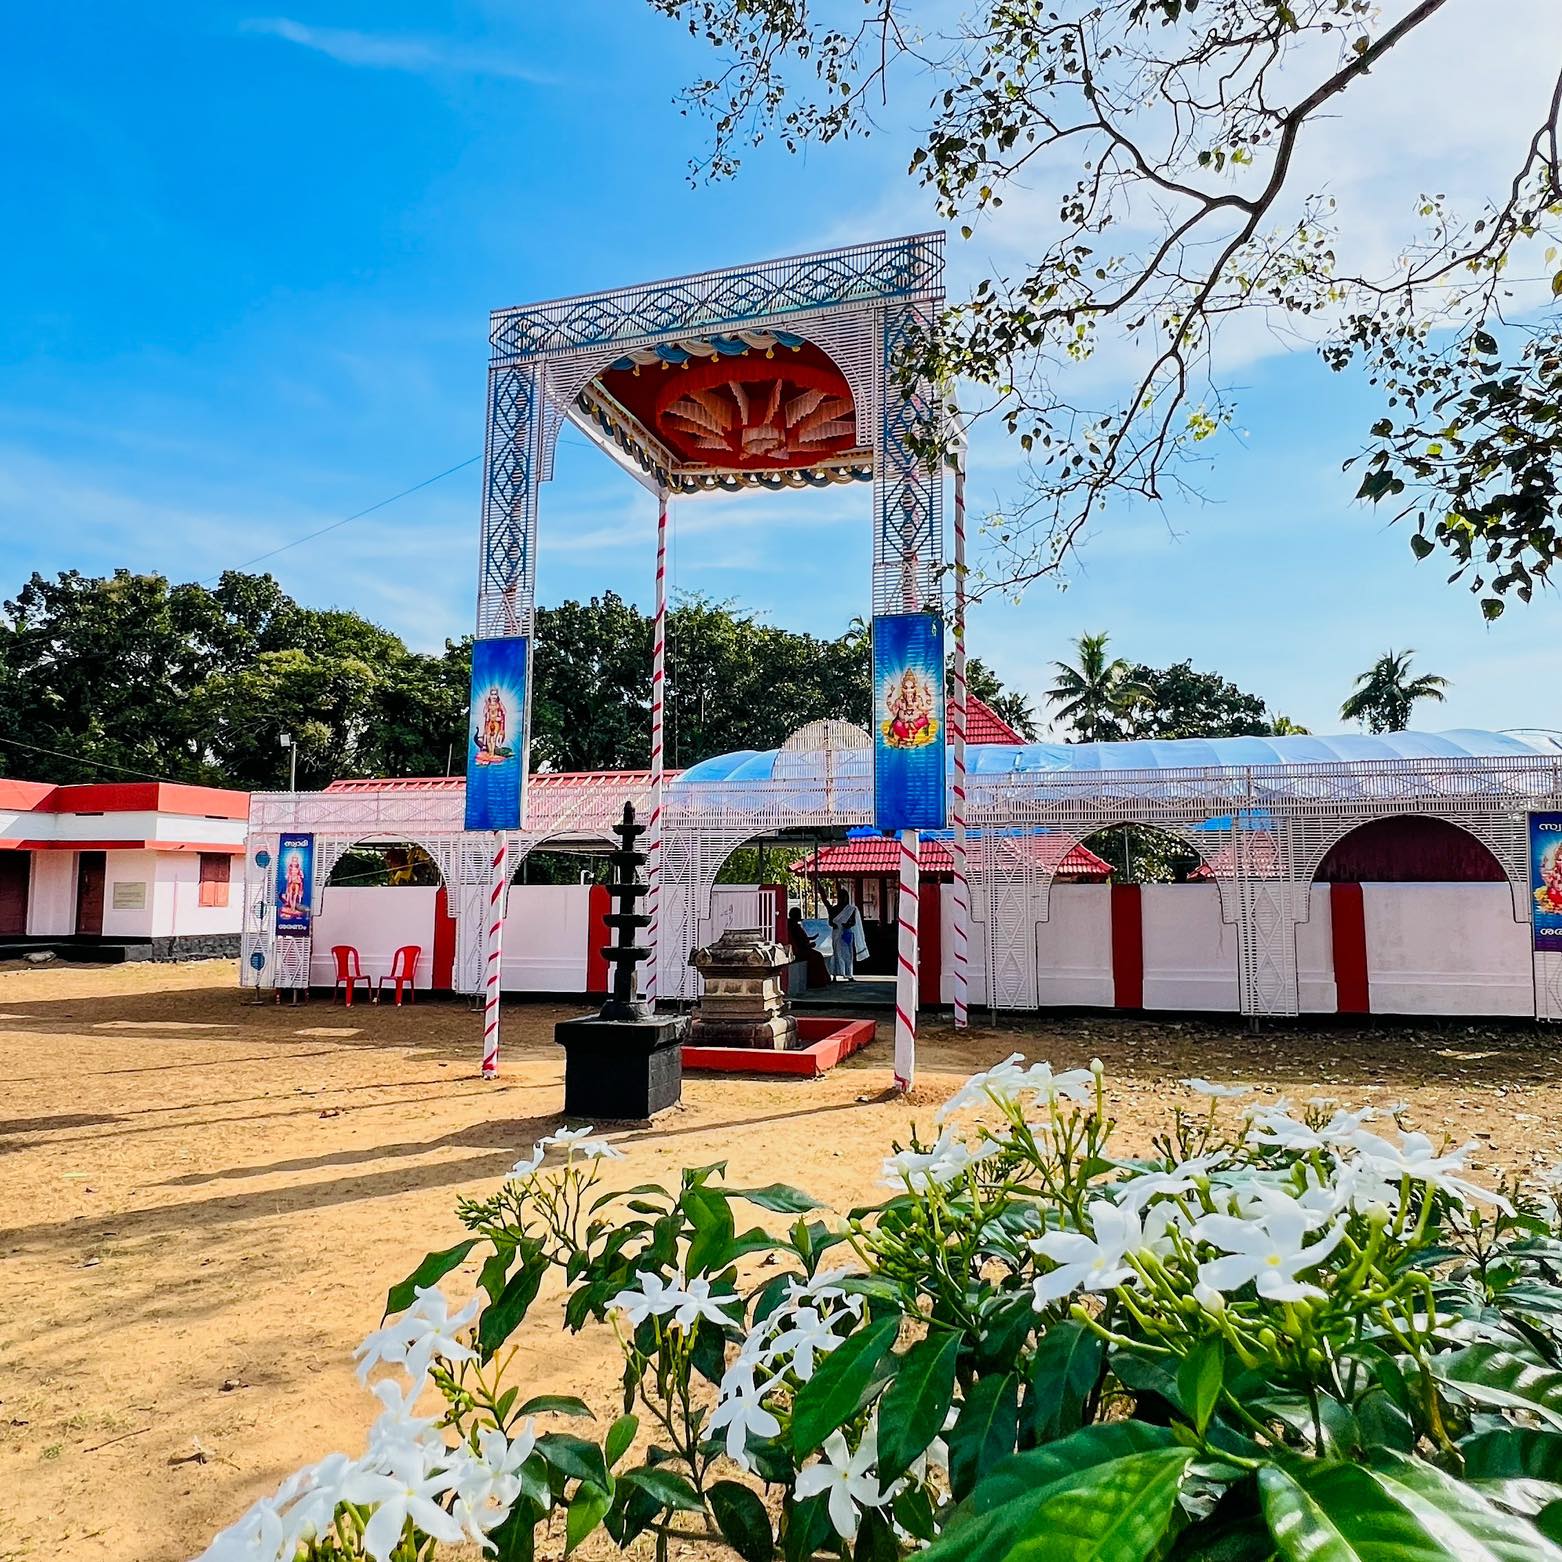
top-left (829, 890), bottom-right (862, 981)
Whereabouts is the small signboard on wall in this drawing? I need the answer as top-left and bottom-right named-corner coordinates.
top-left (1530, 812), bottom-right (1562, 953)
top-left (111, 881), bottom-right (147, 911)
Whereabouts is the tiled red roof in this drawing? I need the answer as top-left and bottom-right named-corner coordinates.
top-left (791, 837), bottom-right (1112, 879)
top-left (966, 695), bottom-right (1025, 746)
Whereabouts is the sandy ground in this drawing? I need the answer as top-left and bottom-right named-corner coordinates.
top-left (3, 961), bottom-right (1562, 1561)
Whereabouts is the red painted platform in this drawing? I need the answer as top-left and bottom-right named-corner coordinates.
top-left (681, 1016), bottom-right (876, 1077)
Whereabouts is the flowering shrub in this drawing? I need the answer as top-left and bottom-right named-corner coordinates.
top-left (198, 1062), bottom-right (1562, 1560)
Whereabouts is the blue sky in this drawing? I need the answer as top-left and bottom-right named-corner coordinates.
top-left (3, 2), bottom-right (1558, 739)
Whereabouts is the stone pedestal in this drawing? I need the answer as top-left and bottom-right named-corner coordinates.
top-left (555, 1011), bottom-right (686, 1121)
top-left (556, 800), bottom-right (685, 1121)
top-left (689, 927), bottom-right (799, 1050)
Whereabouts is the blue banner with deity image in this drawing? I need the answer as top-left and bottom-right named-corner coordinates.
top-left (1530, 811), bottom-right (1562, 954)
top-left (465, 635), bottom-right (529, 831)
top-left (274, 833), bottom-right (314, 938)
top-left (872, 612), bottom-right (947, 831)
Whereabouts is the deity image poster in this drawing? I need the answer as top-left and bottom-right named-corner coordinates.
top-left (872, 612), bottom-right (947, 831)
top-left (274, 833), bottom-right (314, 938)
top-left (1530, 812), bottom-right (1562, 953)
top-left (464, 635), bottom-right (529, 831)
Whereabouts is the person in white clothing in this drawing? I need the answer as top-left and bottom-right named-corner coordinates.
top-left (828, 891), bottom-right (863, 980)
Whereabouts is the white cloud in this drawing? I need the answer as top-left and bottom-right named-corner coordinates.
top-left (241, 17), bottom-right (556, 85)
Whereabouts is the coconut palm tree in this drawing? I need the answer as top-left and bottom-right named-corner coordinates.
top-left (1340, 649), bottom-right (1451, 733)
top-left (1047, 632), bottom-right (1150, 742)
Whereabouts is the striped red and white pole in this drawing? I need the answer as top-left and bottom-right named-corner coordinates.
top-left (951, 455), bottom-right (970, 1030)
top-left (894, 828), bottom-right (920, 1091)
top-left (645, 488), bottom-right (669, 1003)
top-left (481, 834), bottom-right (505, 1079)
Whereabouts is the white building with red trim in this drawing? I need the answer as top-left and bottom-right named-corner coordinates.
top-left (0, 780), bottom-right (248, 956)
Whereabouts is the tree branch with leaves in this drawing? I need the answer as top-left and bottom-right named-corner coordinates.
top-left (652, 0), bottom-right (1562, 613)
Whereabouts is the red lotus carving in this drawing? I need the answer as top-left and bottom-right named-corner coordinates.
top-left (651, 357), bottom-right (857, 469)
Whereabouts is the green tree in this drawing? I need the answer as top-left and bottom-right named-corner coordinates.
top-left (653, 0), bottom-right (1562, 610)
top-left (965, 655), bottom-right (1039, 739)
top-left (1046, 632), bottom-right (1149, 742)
top-left (1268, 713), bottom-right (1311, 736)
top-left (1339, 649), bottom-right (1450, 733)
top-left (1117, 660), bottom-right (1271, 741)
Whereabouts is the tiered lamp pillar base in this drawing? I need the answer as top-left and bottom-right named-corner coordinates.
top-left (555, 802), bottom-right (686, 1121)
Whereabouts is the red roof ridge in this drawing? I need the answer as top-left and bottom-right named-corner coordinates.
top-left (967, 695), bottom-right (1025, 746)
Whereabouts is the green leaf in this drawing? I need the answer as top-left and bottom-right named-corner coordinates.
top-left (926, 1444), bottom-right (1193, 1562)
top-left (565, 1481), bottom-right (612, 1555)
top-left (487, 1495), bottom-right (543, 1562)
top-left (958, 1423), bottom-right (1180, 1522)
top-left (1261, 1450), bottom-right (1562, 1562)
top-left (536, 1432), bottom-right (610, 1489)
top-left (948, 1372), bottom-right (1020, 1502)
top-left (1023, 1322), bottom-right (1103, 1445)
top-left (684, 1184), bottom-right (737, 1274)
top-left (876, 1330), bottom-right (961, 1484)
top-left (711, 1479), bottom-right (775, 1562)
top-left (1462, 1428), bottom-right (1562, 1482)
top-left (783, 1492), bottom-right (833, 1562)
top-left (1434, 1345), bottom-right (1562, 1429)
top-left (791, 1313), bottom-right (901, 1454)
top-left (516, 1393), bottom-right (594, 1419)
top-left (893, 1484), bottom-right (938, 1544)
top-left (478, 1241), bottom-right (546, 1360)
top-left (620, 1464), bottom-right (705, 1513)
top-left (478, 1242), bottom-right (515, 1305)
top-left (383, 1238), bottom-right (478, 1318)
top-left (727, 1182), bottom-right (826, 1213)
top-left (1178, 1339), bottom-right (1225, 1436)
top-left (605, 1412), bottom-right (638, 1469)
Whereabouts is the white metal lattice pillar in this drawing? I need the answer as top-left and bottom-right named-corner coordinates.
top-left (950, 453), bottom-right (970, 1029)
top-left (645, 488), bottom-right (669, 1002)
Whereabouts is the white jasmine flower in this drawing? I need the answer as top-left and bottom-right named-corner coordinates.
top-left (1352, 1130), bottom-right (1512, 1212)
top-left (1182, 1079), bottom-right (1252, 1100)
top-left (782, 1266), bottom-right (860, 1308)
top-left (935, 1053), bottom-right (1027, 1120)
top-left (672, 1275), bottom-right (740, 1330)
top-left (708, 1379), bottom-right (781, 1468)
top-left (769, 1305), bottom-right (849, 1381)
top-left (1191, 1205), bottom-right (1344, 1303)
top-left (194, 1494), bottom-right (286, 1562)
top-left (539, 1124), bottom-right (624, 1159)
top-left (1117, 1153), bottom-right (1226, 1211)
top-left (354, 1287), bottom-right (480, 1390)
top-left (366, 1377), bottom-right (441, 1456)
top-left (881, 1127), bottom-right (993, 1192)
top-left (509, 1144), bottom-right (546, 1178)
top-left (793, 1427), bottom-right (889, 1542)
top-left (608, 1271), bottom-right (688, 1326)
top-left (449, 1422), bottom-right (536, 1539)
top-left (1017, 1061), bottom-right (1094, 1105)
top-left (1031, 1202), bottom-right (1145, 1306)
top-left (340, 1444), bottom-right (465, 1562)
top-left (539, 1124), bottom-right (600, 1147)
top-left (279, 1454), bottom-right (356, 1550)
top-left (1192, 1281), bottom-right (1226, 1313)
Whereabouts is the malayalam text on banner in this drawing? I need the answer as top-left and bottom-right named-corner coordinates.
top-left (464, 635), bottom-right (530, 832)
top-left (872, 612), bottom-right (947, 831)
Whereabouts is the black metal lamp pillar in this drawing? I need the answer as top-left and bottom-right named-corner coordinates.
top-left (555, 802), bottom-right (686, 1120)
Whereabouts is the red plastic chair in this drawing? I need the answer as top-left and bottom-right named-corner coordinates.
top-left (331, 945), bottom-right (372, 1006)
top-left (376, 944), bottom-right (422, 1006)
